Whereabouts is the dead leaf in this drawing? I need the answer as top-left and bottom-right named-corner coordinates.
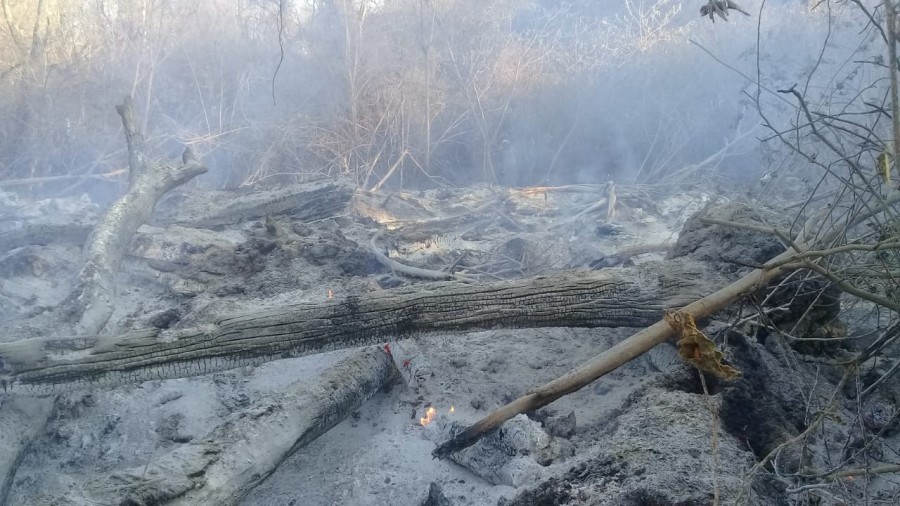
top-left (664, 309), bottom-right (741, 380)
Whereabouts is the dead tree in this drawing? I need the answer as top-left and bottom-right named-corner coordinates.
top-left (0, 96), bottom-right (206, 504)
top-left (62, 97), bottom-right (207, 335)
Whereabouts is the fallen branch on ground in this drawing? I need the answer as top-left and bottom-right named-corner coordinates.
top-left (431, 254), bottom-right (789, 458)
top-left (77, 346), bottom-right (395, 506)
top-left (0, 169), bottom-right (126, 188)
top-left (152, 177), bottom-right (353, 229)
top-left (0, 222), bottom-right (95, 252)
top-left (370, 232), bottom-right (473, 281)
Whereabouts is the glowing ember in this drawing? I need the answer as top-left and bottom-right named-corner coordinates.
top-left (419, 407), bottom-right (437, 426)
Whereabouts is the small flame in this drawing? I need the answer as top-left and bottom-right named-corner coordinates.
top-left (327, 289), bottom-right (333, 299)
top-left (420, 406), bottom-right (437, 426)
top-left (449, 406), bottom-right (455, 414)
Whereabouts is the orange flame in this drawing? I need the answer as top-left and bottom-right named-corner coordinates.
top-left (420, 406), bottom-right (437, 426)
top-left (327, 289), bottom-right (333, 299)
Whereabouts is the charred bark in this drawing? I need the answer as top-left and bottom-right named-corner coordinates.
top-left (151, 177), bottom-right (354, 229)
top-left (0, 259), bottom-right (718, 396)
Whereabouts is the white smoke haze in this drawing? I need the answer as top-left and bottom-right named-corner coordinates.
top-left (0, 0), bottom-right (882, 201)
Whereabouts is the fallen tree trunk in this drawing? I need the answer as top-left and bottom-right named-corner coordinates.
top-left (73, 346), bottom-right (394, 506)
top-left (0, 259), bottom-right (718, 396)
top-left (0, 169), bottom-right (126, 188)
top-left (151, 177), bottom-right (354, 229)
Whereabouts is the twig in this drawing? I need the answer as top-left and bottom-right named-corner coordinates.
top-left (0, 170), bottom-right (127, 187)
top-left (370, 150), bottom-right (409, 192)
top-left (886, 0), bottom-right (900, 177)
top-left (860, 357), bottom-right (900, 399)
top-left (828, 463), bottom-right (900, 479)
top-left (370, 232), bottom-right (473, 282)
top-left (550, 197), bottom-right (609, 229)
top-left (699, 371), bottom-right (721, 506)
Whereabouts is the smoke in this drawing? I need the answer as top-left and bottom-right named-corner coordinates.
top-left (0, 0), bottom-right (881, 199)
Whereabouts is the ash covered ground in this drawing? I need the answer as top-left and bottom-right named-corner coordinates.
top-left (2, 184), bottom-right (899, 505)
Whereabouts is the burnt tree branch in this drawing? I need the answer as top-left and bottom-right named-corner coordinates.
top-left (61, 97), bottom-right (207, 335)
top-left (77, 347), bottom-right (395, 506)
top-left (115, 96), bottom-right (148, 189)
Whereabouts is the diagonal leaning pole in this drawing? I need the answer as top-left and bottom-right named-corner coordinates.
top-left (432, 192), bottom-right (900, 457)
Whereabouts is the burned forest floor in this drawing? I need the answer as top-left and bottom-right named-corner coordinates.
top-left (1, 180), bottom-right (899, 505)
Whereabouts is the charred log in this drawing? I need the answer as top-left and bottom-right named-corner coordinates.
top-left (76, 347), bottom-right (394, 506)
top-left (0, 259), bottom-right (719, 396)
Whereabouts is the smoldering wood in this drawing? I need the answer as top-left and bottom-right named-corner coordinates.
top-left (377, 214), bottom-right (497, 251)
top-left (351, 188), bottom-right (501, 232)
top-left (151, 177), bottom-right (355, 229)
top-left (426, 414), bottom-right (574, 487)
top-left (72, 347), bottom-right (395, 506)
top-left (0, 181), bottom-right (353, 254)
top-left (0, 259), bottom-right (720, 396)
top-left (370, 232), bottom-right (469, 281)
top-left (386, 338), bottom-right (435, 393)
